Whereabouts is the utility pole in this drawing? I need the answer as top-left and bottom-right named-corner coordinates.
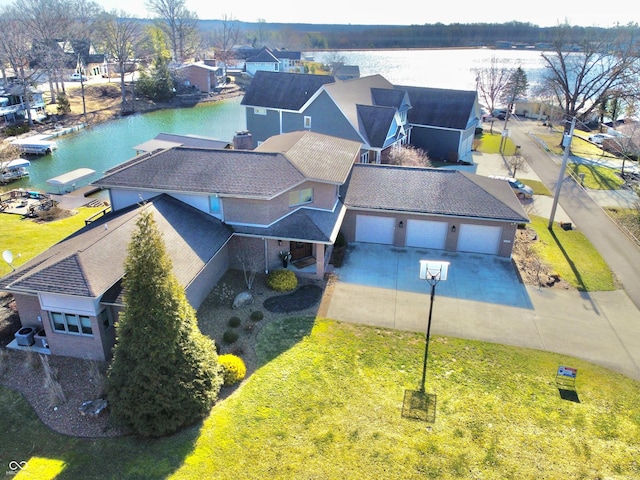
top-left (548, 116), bottom-right (576, 230)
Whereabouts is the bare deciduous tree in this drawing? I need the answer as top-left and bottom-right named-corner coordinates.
top-left (540, 24), bottom-right (640, 123)
top-left (236, 243), bottom-right (264, 291)
top-left (506, 153), bottom-right (528, 177)
top-left (96, 11), bottom-right (143, 105)
top-left (146, 0), bottom-right (199, 62)
top-left (212, 13), bottom-right (241, 81)
top-left (386, 145), bottom-right (432, 167)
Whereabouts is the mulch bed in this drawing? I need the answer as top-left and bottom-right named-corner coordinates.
top-left (263, 285), bottom-right (324, 313)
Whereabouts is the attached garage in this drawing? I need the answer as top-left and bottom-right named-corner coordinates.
top-left (406, 219), bottom-right (448, 249)
top-left (355, 215), bottom-right (395, 244)
top-left (457, 224), bottom-right (502, 254)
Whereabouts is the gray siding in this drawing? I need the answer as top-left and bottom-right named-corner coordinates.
top-left (411, 127), bottom-right (461, 161)
top-left (282, 92), bottom-right (362, 143)
top-left (246, 108), bottom-right (281, 144)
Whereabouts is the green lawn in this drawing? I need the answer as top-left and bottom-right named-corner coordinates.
top-left (527, 216), bottom-right (616, 291)
top-left (0, 206), bottom-right (105, 277)
top-left (568, 162), bottom-right (625, 190)
top-left (2, 317), bottom-right (639, 479)
top-left (475, 131), bottom-right (518, 155)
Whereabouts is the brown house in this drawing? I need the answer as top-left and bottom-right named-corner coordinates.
top-left (1, 131), bottom-right (528, 361)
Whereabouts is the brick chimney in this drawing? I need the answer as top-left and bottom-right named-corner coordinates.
top-left (233, 130), bottom-right (254, 150)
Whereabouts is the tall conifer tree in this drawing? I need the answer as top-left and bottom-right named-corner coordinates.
top-left (107, 211), bottom-right (222, 437)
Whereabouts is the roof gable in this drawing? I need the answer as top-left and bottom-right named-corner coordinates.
top-left (398, 86), bottom-right (478, 130)
top-left (241, 71), bottom-right (335, 111)
top-left (356, 105), bottom-right (400, 148)
top-left (256, 131), bottom-right (360, 184)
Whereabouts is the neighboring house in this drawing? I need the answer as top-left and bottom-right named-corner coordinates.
top-left (334, 65), bottom-right (360, 80)
top-left (1, 130), bottom-right (528, 361)
top-left (397, 86), bottom-right (481, 162)
top-left (243, 72), bottom-right (411, 163)
top-left (32, 38), bottom-right (105, 79)
top-left (242, 72), bottom-right (480, 163)
top-left (245, 47), bottom-right (303, 76)
top-left (175, 61), bottom-right (220, 93)
top-left (0, 84), bottom-right (46, 124)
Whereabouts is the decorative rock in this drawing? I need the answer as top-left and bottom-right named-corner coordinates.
top-left (79, 398), bottom-right (108, 417)
top-left (232, 291), bottom-right (254, 309)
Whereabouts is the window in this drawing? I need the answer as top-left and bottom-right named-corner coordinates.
top-left (50, 311), bottom-right (93, 336)
top-left (304, 116), bottom-right (311, 129)
top-left (209, 195), bottom-right (221, 214)
top-left (254, 107), bottom-right (266, 115)
top-left (360, 151), bottom-right (370, 163)
top-left (289, 188), bottom-right (313, 206)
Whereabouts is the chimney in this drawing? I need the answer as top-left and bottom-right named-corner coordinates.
top-left (203, 58), bottom-right (216, 67)
top-left (233, 130), bottom-right (254, 150)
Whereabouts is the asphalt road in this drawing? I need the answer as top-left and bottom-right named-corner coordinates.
top-left (506, 118), bottom-right (640, 310)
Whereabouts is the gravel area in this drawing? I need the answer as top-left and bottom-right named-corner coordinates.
top-left (0, 271), bottom-right (330, 438)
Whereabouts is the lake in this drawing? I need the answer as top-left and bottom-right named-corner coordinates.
top-left (6, 48), bottom-right (549, 193)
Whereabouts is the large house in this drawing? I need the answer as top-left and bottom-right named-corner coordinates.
top-left (242, 71), bottom-right (481, 163)
top-left (244, 47), bottom-right (303, 76)
top-left (1, 130), bottom-right (528, 362)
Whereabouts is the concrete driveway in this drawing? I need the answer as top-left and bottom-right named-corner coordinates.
top-left (324, 242), bottom-right (640, 381)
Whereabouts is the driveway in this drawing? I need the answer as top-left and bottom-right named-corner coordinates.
top-left (324, 242), bottom-right (640, 381)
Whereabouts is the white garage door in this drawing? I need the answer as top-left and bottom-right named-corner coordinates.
top-left (457, 224), bottom-right (501, 254)
top-left (406, 219), bottom-right (448, 249)
top-left (355, 215), bottom-right (395, 244)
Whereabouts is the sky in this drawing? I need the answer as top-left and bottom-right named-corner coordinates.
top-left (0, 0), bottom-right (637, 28)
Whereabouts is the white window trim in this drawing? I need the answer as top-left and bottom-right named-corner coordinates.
top-left (304, 116), bottom-right (312, 129)
top-left (289, 187), bottom-right (313, 206)
top-left (50, 311), bottom-right (93, 336)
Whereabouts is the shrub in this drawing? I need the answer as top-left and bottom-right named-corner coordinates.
top-left (228, 316), bottom-right (241, 328)
top-left (266, 269), bottom-right (298, 292)
top-left (222, 330), bottom-right (239, 344)
top-left (218, 354), bottom-right (246, 386)
top-left (335, 231), bottom-right (347, 249)
top-left (250, 310), bottom-right (264, 322)
top-left (56, 93), bottom-right (71, 114)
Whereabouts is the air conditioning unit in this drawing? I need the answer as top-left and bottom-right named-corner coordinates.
top-left (34, 329), bottom-right (48, 349)
top-left (15, 326), bottom-right (36, 347)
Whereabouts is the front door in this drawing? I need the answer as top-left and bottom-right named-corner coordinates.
top-left (290, 241), bottom-right (313, 261)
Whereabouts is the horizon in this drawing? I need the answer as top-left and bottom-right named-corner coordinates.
top-left (0, 0), bottom-right (637, 28)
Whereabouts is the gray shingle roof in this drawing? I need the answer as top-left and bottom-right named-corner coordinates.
top-left (371, 87), bottom-right (407, 109)
top-left (341, 164), bottom-right (529, 223)
top-left (241, 71), bottom-right (335, 111)
top-left (0, 195), bottom-right (233, 297)
top-left (396, 85), bottom-right (478, 130)
top-left (232, 203), bottom-right (346, 244)
top-left (93, 147), bottom-right (306, 198)
top-left (256, 131), bottom-right (360, 184)
top-left (356, 104), bottom-right (397, 148)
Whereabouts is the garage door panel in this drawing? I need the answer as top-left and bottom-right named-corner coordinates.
top-left (457, 224), bottom-right (501, 254)
top-left (406, 219), bottom-right (447, 249)
top-left (356, 215), bottom-right (395, 244)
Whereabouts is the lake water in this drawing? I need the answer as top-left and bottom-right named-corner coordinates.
top-left (7, 49), bottom-right (548, 193)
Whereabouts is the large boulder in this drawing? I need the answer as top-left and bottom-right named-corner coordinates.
top-left (232, 291), bottom-right (254, 309)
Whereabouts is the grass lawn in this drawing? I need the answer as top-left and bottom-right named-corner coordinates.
top-left (568, 162), bottom-right (625, 190)
top-left (607, 207), bottom-right (640, 240)
top-left (2, 318), bottom-right (639, 479)
top-left (0, 206), bottom-right (105, 277)
top-left (475, 131), bottom-right (518, 155)
top-left (521, 178), bottom-right (551, 196)
top-left (527, 216), bottom-right (616, 291)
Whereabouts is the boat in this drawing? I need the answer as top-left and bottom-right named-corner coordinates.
top-left (11, 137), bottom-right (58, 155)
top-left (0, 158), bottom-right (30, 184)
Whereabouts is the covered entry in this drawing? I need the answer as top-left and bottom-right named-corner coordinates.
top-left (457, 224), bottom-right (501, 254)
top-left (406, 219), bottom-right (448, 249)
top-left (355, 215), bottom-right (395, 244)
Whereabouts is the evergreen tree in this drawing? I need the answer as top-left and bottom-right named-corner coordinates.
top-left (106, 211), bottom-right (222, 437)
